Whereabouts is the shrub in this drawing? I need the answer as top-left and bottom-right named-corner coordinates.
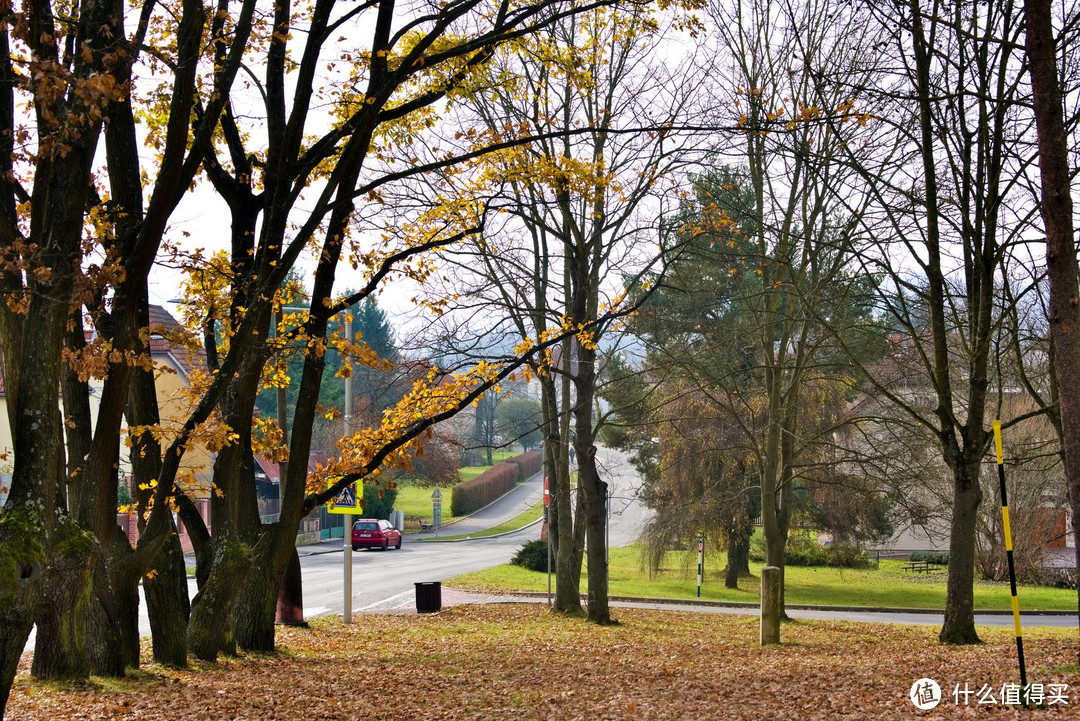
top-left (363, 483), bottom-right (398, 520)
top-left (506, 450), bottom-right (542, 479)
top-left (785, 534), bottom-right (870, 568)
top-left (909, 551), bottom-right (949, 566)
top-left (1038, 567), bottom-right (1078, 589)
top-left (450, 463), bottom-right (518, 516)
top-left (511, 539), bottom-right (551, 572)
top-left (448, 451), bottom-right (542, 515)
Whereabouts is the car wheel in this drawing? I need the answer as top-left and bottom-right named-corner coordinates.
top-left (352, 545), bottom-right (359, 552)
top-left (382, 539), bottom-right (388, 551)
top-left (395, 538), bottom-right (401, 550)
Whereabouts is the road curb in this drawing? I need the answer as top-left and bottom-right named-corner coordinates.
top-left (415, 516), bottom-right (544, 543)
top-left (408, 470), bottom-right (544, 537)
top-left (496, 591), bottom-right (1077, 616)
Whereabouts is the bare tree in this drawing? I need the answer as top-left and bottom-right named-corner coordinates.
top-left (422, 5), bottom-right (703, 622)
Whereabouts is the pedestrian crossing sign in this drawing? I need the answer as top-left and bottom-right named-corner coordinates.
top-left (327, 480), bottom-right (363, 514)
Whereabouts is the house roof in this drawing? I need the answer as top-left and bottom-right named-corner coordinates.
top-left (147, 304), bottom-right (207, 379)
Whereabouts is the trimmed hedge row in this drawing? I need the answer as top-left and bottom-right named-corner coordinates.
top-left (506, 450), bottom-right (542, 479)
top-left (450, 450), bottom-right (544, 516)
top-left (451, 463), bottom-right (518, 516)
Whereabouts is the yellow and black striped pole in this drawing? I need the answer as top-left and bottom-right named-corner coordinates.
top-left (993, 420), bottom-right (1027, 693)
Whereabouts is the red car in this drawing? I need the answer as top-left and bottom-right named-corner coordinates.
top-left (351, 519), bottom-right (402, 551)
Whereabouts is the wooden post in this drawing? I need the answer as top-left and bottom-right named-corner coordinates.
top-left (761, 565), bottom-right (781, 645)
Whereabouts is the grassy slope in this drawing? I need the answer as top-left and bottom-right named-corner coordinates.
top-left (393, 449), bottom-right (521, 525)
top-left (450, 544), bottom-right (1079, 611)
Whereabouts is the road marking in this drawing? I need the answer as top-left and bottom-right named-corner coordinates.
top-left (359, 590), bottom-right (414, 611)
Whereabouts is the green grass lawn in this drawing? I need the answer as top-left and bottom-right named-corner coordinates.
top-left (449, 543), bottom-right (1079, 611)
top-left (457, 449), bottom-right (518, 482)
top-left (393, 482), bottom-right (453, 525)
top-left (393, 450), bottom-right (527, 528)
top-left (423, 500), bottom-right (545, 541)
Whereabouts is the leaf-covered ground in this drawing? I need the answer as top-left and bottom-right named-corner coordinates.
top-left (8, 604), bottom-right (1080, 720)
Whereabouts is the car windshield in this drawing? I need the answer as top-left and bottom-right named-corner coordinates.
top-left (354, 522), bottom-right (378, 531)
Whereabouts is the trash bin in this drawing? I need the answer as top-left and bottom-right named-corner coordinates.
top-left (415, 581), bottom-right (441, 613)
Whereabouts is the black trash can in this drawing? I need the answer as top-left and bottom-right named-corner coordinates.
top-left (415, 581), bottom-right (441, 613)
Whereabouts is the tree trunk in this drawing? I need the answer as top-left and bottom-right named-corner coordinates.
top-left (940, 464), bottom-right (982, 645)
top-left (188, 538), bottom-right (251, 662)
top-left (550, 372), bottom-right (583, 616)
top-left (1023, 0), bottom-right (1080, 663)
top-left (725, 525), bottom-right (741, 589)
top-left (85, 527), bottom-right (142, 676)
top-left (31, 519), bottom-right (95, 679)
top-left (275, 548), bottom-right (306, 626)
top-left (577, 433), bottom-right (611, 623)
top-left (144, 526), bottom-right (190, 667)
top-left (0, 509), bottom-right (45, 718)
top-left (86, 557), bottom-right (125, 678)
top-left (235, 536), bottom-right (287, 653)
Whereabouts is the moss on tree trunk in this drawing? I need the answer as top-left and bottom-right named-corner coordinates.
top-left (31, 518), bottom-right (95, 680)
top-left (235, 540), bottom-right (284, 653)
top-left (188, 538), bottom-right (250, 662)
top-left (0, 508), bottom-right (46, 718)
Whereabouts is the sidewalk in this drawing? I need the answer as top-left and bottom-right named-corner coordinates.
top-left (364, 588), bottom-right (1079, 627)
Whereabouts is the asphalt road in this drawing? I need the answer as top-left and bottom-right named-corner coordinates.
top-left (304, 446), bottom-right (649, 615)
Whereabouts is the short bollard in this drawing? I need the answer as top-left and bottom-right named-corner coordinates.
top-left (415, 581), bottom-right (442, 613)
top-left (760, 566), bottom-right (781, 645)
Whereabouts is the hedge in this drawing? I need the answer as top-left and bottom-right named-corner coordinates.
top-left (451, 463), bottom-right (517, 516)
top-left (506, 450), bottom-right (542, 479)
top-left (450, 450), bottom-right (545, 516)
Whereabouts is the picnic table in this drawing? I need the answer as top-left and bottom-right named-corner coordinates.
top-left (902, 560), bottom-right (936, 573)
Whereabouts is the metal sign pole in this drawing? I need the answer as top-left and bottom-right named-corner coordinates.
top-left (343, 315), bottom-right (354, 625)
top-left (697, 534), bottom-right (704, 599)
top-left (343, 512), bottom-right (352, 624)
top-left (545, 476), bottom-right (551, 607)
top-left (432, 486), bottom-right (443, 538)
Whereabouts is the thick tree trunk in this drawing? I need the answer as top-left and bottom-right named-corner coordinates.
top-left (144, 527), bottom-right (190, 667)
top-left (86, 557), bottom-right (125, 678)
top-left (940, 463), bottom-right (982, 644)
top-left (0, 509), bottom-right (45, 718)
top-left (275, 548), bottom-right (306, 626)
top-left (86, 528), bottom-right (141, 676)
top-left (31, 519), bottom-right (95, 679)
top-left (1024, 0), bottom-right (1080, 663)
top-left (235, 536), bottom-right (287, 652)
top-left (188, 538), bottom-right (251, 662)
top-left (579, 444), bottom-right (610, 624)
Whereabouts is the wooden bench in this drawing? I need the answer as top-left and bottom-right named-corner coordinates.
top-left (419, 520), bottom-right (435, 533)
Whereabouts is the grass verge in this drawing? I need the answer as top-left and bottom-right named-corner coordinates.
top-left (449, 543), bottom-right (1080, 611)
